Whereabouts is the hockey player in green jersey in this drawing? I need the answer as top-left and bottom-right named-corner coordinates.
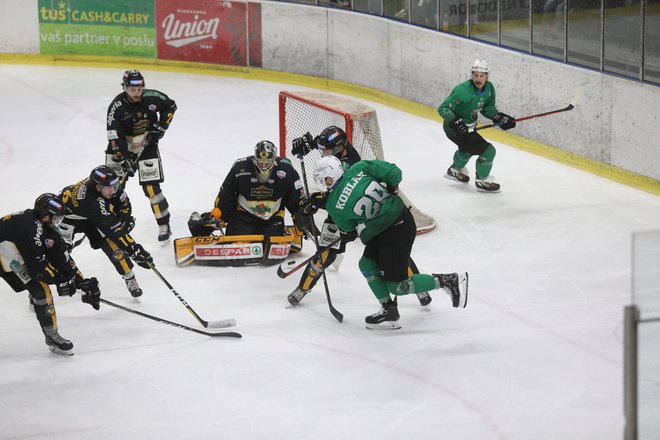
top-left (438, 59), bottom-right (516, 192)
top-left (311, 156), bottom-right (468, 330)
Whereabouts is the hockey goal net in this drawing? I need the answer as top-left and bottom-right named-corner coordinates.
top-left (278, 90), bottom-right (435, 234)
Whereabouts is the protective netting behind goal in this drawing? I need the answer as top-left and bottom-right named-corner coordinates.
top-left (278, 91), bottom-right (435, 234)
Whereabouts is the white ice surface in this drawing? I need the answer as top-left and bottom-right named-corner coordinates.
top-left (1, 64), bottom-right (659, 440)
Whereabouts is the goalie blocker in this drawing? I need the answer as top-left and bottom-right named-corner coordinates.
top-left (174, 232), bottom-right (299, 267)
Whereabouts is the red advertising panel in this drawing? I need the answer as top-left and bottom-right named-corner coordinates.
top-left (156, 0), bottom-right (261, 66)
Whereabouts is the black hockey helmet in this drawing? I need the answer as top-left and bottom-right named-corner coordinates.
top-left (122, 69), bottom-right (145, 89)
top-left (90, 165), bottom-right (121, 190)
top-left (316, 126), bottom-right (348, 156)
top-left (34, 193), bottom-right (65, 224)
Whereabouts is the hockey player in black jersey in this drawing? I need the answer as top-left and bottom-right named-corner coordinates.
top-left (58, 166), bottom-right (153, 298)
top-left (105, 69), bottom-right (177, 244)
top-left (286, 126), bottom-right (433, 308)
top-left (0, 194), bottom-right (101, 355)
top-left (186, 141), bottom-right (309, 266)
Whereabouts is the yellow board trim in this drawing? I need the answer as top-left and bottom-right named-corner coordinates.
top-left (1, 53), bottom-right (658, 195)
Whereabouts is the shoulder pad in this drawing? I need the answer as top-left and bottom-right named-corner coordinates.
top-left (233, 156), bottom-right (252, 166)
top-left (142, 89), bottom-right (167, 100)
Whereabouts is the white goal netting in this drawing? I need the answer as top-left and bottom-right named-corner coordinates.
top-left (279, 91), bottom-right (435, 234)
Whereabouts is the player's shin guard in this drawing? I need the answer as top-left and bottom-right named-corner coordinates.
top-left (300, 249), bottom-right (336, 291)
top-left (386, 274), bottom-right (438, 296)
top-left (29, 281), bottom-right (73, 354)
top-left (475, 144), bottom-right (496, 180)
top-left (29, 281), bottom-right (57, 330)
top-left (358, 256), bottom-right (391, 302)
top-left (452, 149), bottom-right (472, 170)
top-left (143, 183), bottom-right (170, 226)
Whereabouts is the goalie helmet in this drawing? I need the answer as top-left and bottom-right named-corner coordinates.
top-left (90, 165), bottom-right (121, 191)
top-left (471, 59), bottom-right (489, 74)
top-left (316, 126), bottom-right (348, 156)
top-left (122, 69), bottom-right (145, 89)
top-left (34, 193), bottom-right (65, 226)
top-left (253, 140), bottom-right (277, 182)
top-left (313, 155), bottom-right (345, 189)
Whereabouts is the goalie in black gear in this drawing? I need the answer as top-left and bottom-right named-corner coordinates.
top-left (287, 126), bottom-right (432, 308)
top-left (58, 166), bottom-right (153, 299)
top-left (0, 193), bottom-right (101, 355)
top-left (105, 69), bottom-right (177, 244)
top-left (185, 140), bottom-right (307, 266)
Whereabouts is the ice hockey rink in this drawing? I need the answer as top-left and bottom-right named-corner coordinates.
top-left (1, 63), bottom-right (659, 440)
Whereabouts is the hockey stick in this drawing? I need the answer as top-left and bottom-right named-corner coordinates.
top-left (148, 263), bottom-right (237, 328)
top-left (99, 298), bottom-right (242, 338)
top-left (277, 236), bottom-right (342, 279)
top-left (476, 84), bottom-right (585, 131)
top-left (298, 155), bottom-right (344, 323)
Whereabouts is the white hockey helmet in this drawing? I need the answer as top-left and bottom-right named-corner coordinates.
top-left (471, 59), bottom-right (489, 74)
top-left (313, 155), bottom-right (345, 189)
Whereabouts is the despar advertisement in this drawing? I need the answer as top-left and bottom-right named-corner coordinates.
top-left (155, 0), bottom-right (262, 67)
top-left (38, 0), bottom-right (156, 57)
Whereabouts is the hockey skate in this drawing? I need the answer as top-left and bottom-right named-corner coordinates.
top-left (43, 328), bottom-right (73, 356)
top-left (158, 224), bottom-right (172, 244)
top-left (365, 298), bottom-right (401, 330)
top-left (124, 274), bottom-right (143, 298)
top-left (287, 287), bottom-right (310, 307)
top-left (475, 175), bottom-right (501, 193)
top-left (416, 291), bottom-right (432, 307)
top-left (434, 272), bottom-right (468, 308)
top-left (444, 166), bottom-right (470, 183)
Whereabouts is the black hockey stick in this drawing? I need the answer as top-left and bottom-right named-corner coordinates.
top-left (149, 263), bottom-right (237, 328)
top-left (99, 298), bottom-right (242, 338)
top-left (297, 155), bottom-right (343, 323)
top-left (277, 237), bottom-right (342, 279)
top-left (476, 84), bottom-right (585, 131)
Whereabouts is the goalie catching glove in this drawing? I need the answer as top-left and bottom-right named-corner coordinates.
top-left (291, 132), bottom-right (315, 157)
top-left (188, 211), bottom-right (224, 237)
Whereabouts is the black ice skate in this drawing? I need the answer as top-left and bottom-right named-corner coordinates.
top-left (158, 224), bottom-right (172, 244)
top-left (43, 328), bottom-right (74, 356)
top-left (287, 287), bottom-right (310, 307)
top-left (434, 272), bottom-right (468, 308)
top-left (475, 175), bottom-right (501, 193)
top-left (365, 298), bottom-right (401, 330)
top-left (416, 291), bottom-right (432, 307)
top-left (444, 166), bottom-right (470, 183)
top-left (124, 274), bottom-right (143, 298)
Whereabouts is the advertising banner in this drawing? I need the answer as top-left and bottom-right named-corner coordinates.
top-left (38, 0), bottom-right (156, 57)
top-left (156, 0), bottom-right (261, 66)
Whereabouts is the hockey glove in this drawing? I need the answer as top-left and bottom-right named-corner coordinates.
top-left (302, 192), bottom-right (327, 215)
top-left (78, 277), bottom-right (101, 310)
top-left (386, 184), bottom-right (399, 194)
top-left (294, 212), bottom-right (318, 239)
top-left (451, 119), bottom-right (469, 136)
top-left (120, 215), bottom-right (136, 233)
top-left (148, 122), bottom-right (167, 139)
top-left (130, 243), bottom-right (153, 269)
top-left (291, 132), bottom-right (315, 157)
top-left (57, 274), bottom-right (77, 297)
top-left (340, 229), bottom-right (358, 244)
top-left (493, 112), bottom-right (516, 130)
